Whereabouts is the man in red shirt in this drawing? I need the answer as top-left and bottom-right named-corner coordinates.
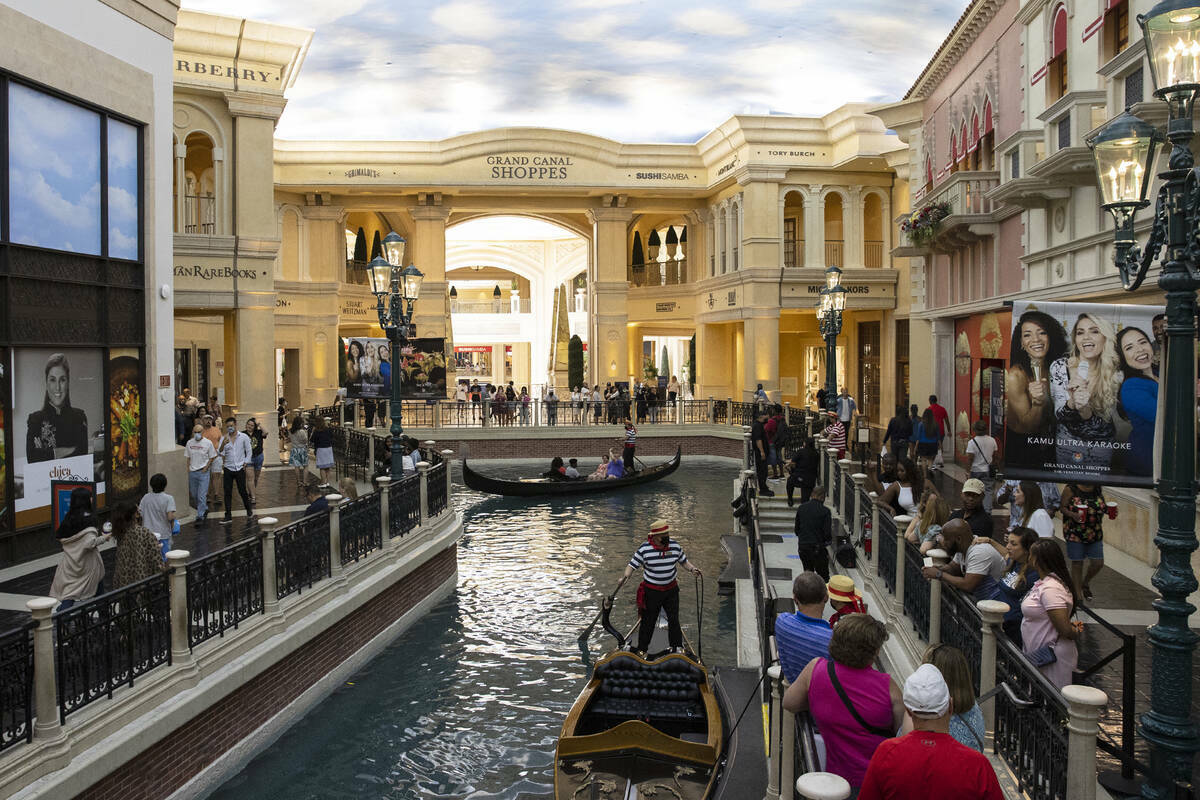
top-left (858, 664), bottom-right (1003, 800)
top-left (928, 395), bottom-right (949, 469)
top-left (824, 411), bottom-right (846, 460)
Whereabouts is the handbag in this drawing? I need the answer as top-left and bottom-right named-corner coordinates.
top-left (971, 436), bottom-right (999, 478)
top-left (835, 537), bottom-right (857, 569)
top-left (826, 659), bottom-right (893, 737)
top-left (1027, 644), bottom-right (1057, 667)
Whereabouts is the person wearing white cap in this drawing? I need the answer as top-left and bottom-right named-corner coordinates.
top-left (949, 477), bottom-right (994, 541)
top-left (610, 520), bottom-right (701, 657)
top-left (857, 664), bottom-right (1003, 800)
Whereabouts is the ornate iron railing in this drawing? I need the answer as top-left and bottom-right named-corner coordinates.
top-left (400, 400), bottom-right (436, 428)
top-left (940, 585), bottom-right (984, 695)
top-left (902, 540), bottom-right (931, 640)
top-left (55, 573), bottom-right (171, 720)
top-left (712, 400), bottom-right (728, 425)
top-left (832, 466), bottom-right (842, 514)
top-left (428, 462), bottom-right (448, 516)
top-left (680, 400), bottom-right (709, 424)
top-left (388, 474), bottom-right (421, 538)
top-left (339, 492), bottom-right (383, 564)
top-left (994, 634), bottom-right (1068, 800)
top-left (729, 401), bottom-right (755, 427)
top-left (274, 513), bottom-right (332, 599)
top-left (186, 536), bottom-right (264, 649)
top-left (0, 624), bottom-right (34, 753)
top-left (438, 400), bottom-right (480, 427)
top-left (877, 509), bottom-right (897, 593)
top-left (342, 428), bottom-right (372, 480)
top-left (311, 403), bottom-right (339, 421)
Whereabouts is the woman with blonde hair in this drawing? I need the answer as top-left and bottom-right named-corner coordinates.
top-left (905, 491), bottom-right (950, 554)
top-left (1050, 312), bottom-right (1125, 469)
top-left (899, 644), bottom-right (986, 751)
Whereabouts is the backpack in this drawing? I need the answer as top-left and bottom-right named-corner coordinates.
top-left (773, 421), bottom-right (791, 448)
top-left (835, 536), bottom-right (857, 569)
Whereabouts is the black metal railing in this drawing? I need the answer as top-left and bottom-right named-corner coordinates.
top-left (680, 400), bottom-right (708, 424)
top-left (902, 540), bottom-right (931, 640)
top-left (940, 586), bottom-right (984, 695)
top-left (713, 400), bottom-right (728, 425)
top-left (877, 509), bottom-right (897, 593)
top-left (339, 492), bottom-right (383, 564)
top-left (832, 468), bottom-right (842, 515)
top-left (388, 474), bottom-right (421, 538)
top-left (400, 401), bottom-right (437, 428)
top-left (0, 623), bottom-right (34, 753)
top-left (994, 634), bottom-right (1069, 800)
top-left (342, 428), bottom-right (372, 481)
top-left (312, 403), bottom-right (338, 421)
top-left (274, 513), bottom-right (332, 600)
top-left (730, 401), bottom-right (756, 427)
top-left (1075, 605), bottom-right (1147, 782)
top-left (428, 462), bottom-right (448, 516)
top-left (186, 536), bottom-right (264, 649)
top-left (55, 573), bottom-right (171, 721)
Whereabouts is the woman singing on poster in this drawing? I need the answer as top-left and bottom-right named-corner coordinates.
top-left (1006, 310), bottom-right (1069, 463)
top-left (1050, 313), bottom-right (1125, 471)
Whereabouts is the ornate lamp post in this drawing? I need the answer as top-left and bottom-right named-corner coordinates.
top-left (359, 231), bottom-right (424, 480)
top-left (1087, 3), bottom-right (1200, 795)
top-left (816, 265), bottom-right (846, 412)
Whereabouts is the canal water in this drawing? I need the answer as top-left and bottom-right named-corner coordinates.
top-left (208, 457), bottom-right (741, 800)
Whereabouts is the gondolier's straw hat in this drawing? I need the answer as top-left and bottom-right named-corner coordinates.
top-left (650, 520), bottom-right (670, 536)
top-left (827, 575), bottom-right (862, 603)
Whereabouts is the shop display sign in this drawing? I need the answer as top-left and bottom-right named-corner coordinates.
top-left (342, 337), bottom-right (449, 400)
top-left (1004, 300), bottom-right (1164, 488)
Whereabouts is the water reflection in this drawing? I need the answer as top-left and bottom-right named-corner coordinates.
top-left (209, 458), bottom-right (739, 800)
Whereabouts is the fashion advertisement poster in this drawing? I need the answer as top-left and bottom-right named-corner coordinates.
top-left (11, 348), bottom-right (105, 523)
top-left (953, 311), bottom-right (1011, 464)
top-left (343, 337), bottom-right (449, 400)
top-left (108, 350), bottom-right (143, 499)
top-left (342, 337), bottom-right (390, 400)
top-left (398, 338), bottom-right (449, 400)
top-left (1004, 300), bottom-right (1164, 488)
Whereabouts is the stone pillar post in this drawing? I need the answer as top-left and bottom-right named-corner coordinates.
top-left (708, 397), bottom-right (715, 425)
top-left (743, 427), bottom-right (753, 471)
top-left (259, 518), bottom-right (279, 614)
top-left (367, 431), bottom-right (375, 470)
top-left (826, 450), bottom-right (839, 518)
top-left (377, 477), bottom-right (397, 548)
top-left (795, 774), bottom-right (851, 800)
top-left (743, 312), bottom-right (781, 402)
top-left (1063, 685), bottom-right (1109, 800)
top-left (837, 458), bottom-right (853, 520)
top-left (26, 597), bottom-right (61, 741)
top-left (442, 450), bottom-right (455, 509)
top-left (766, 664), bottom-right (783, 800)
top-left (409, 203), bottom-right (451, 341)
top-left (851, 473), bottom-right (867, 542)
top-left (588, 207), bottom-right (633, 384)
top-left (417, 461), bottom-right (430, 525)
top-left (167, 549), bottom-right (192, 665)
top-left (893, 515), bottom-right (912, 618)
top-left (977, 599), bottom-right (1009, 732)
top-left (927, 548), bottom-right (950, 645)
top-left (781, 678), bottom-right (796, 800)
top-left (327, 494), bottom-right (344, 577)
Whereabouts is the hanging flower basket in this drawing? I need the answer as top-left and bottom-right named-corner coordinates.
top-left (900, 201), bottom-right (952, 246)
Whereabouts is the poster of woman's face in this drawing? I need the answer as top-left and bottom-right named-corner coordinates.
top-left (1004, 301), bottom-right (1164, 488)
top-left (11, 348), bottom-right (105, 517)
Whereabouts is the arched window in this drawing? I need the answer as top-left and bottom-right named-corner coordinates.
top-left (949, 132), bottom-right (958, 174)
top-left (924, 157), bottom-right (934, 194)
top-left (969, 112), bottom-right (981, 170)
top-left (1049, 5), bottom-right (1069, 101)
top-left (783, 190), bottom-right (805, 267)
top-left (863, 193), bottom-right (883, 268)
top-left (980, 100), bottom-right (995, 171)
top-left (183, 131), bottom-right (215, 234)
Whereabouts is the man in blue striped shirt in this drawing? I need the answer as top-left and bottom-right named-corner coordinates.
top-left (774, 573), bottom-right (832, 683)
top-left (611, 520), bottom-right (702, 656)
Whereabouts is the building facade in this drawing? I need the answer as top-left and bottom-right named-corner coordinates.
top-left (0, 0), bottom-right (177, 561)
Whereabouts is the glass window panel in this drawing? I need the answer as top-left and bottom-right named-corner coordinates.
top-left (8, 83), bottom-right (101, 254)
top-left (107, 118), bottom-right (139, 260)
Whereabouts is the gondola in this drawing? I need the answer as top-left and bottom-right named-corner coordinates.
top-left (461, 446), bottom-right (681, 497)
top-left (554, 601), bottom-right (728, 799)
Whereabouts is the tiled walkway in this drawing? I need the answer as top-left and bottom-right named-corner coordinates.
top-left (0, 465), bottom-right (373, 631)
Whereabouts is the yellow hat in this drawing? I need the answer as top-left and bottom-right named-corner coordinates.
top-left (650, 520), bottom-right (670, 535)
top-left (827, 575), bottom-right (862, 603)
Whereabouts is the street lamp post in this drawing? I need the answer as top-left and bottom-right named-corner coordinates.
top-left (359, 231), bottom-right (424, 481)
top-left (817, 265), bottom-right (846, 412)
top-left (1088, 3), bottom-right (1200, 795)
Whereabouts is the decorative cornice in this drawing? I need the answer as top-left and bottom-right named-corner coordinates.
top-left (905, 0), bottom-right (1006, 100)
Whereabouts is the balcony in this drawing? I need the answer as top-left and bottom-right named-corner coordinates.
top-left (899, 171), bottom-right (1001, 253)
top-left (825, 240), bottom-right (844, 266)
top-left (344, 259), bottom-right (370, 286)
top-left (783, 238), bottom-right (805, 268)
top-left (864, 240), bottom-right (884, 268)
top-left (178, 194), bottom-right (215, 235)
top-left (630, 259), bottom-right (688, 287)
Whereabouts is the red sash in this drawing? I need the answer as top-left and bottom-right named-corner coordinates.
top-left (636, 580), bottom-right (678, 611)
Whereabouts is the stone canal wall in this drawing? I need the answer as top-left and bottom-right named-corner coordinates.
top-left (2, 509), bottom-right (463, 800)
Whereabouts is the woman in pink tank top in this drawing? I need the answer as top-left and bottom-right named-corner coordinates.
top-left (783, 614), bottom-right (902, 790)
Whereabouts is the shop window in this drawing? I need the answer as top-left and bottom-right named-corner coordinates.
top-left (783, 190), bottom-right (804, 268)
top-left (895, 320), bottom-right (910, 407)
top-left (1057, 116), bottom-right (1072, 150)
top-left (183, 131), bottom-right (216, 234)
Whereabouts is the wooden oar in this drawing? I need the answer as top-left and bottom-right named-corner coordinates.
top-left (578, 581), bottom-right (623, 642)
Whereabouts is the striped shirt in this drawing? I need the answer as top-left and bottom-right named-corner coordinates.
top-left (628, 540), bottom-right (688, 587)
top-left (826, 420), bottom-right (846, 452)
top-left (624, 426), bottom-right (637, 447)
top-left (774, 611), bottom-right (832, 683)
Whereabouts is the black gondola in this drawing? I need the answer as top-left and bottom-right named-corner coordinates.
top-left (462, 447), bottom-right (681, 497)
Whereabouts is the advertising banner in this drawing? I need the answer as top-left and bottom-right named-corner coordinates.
top-left (343, 337), bottom-right (448, 400)
top-left (12, 348), bottom-right (105, 523)
top-left (1004, 300), bottom-right (1164, 487)
top-left (108, 350), bottom-right (143, 500)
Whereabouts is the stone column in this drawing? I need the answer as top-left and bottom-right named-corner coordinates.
top-left (259, 518), bottom-right (279, 614)
top-left (927, 548), bottom-right (950, 645)
top-left (977, 599), bottom-right (1009, 732)
top-left (417, 461), bottom-right (430, 525)
top-left (26, 597), bottom-right (61, 742)
top-left (327, 494), bottom-right (344, 577)
top-left (806, 187), bottom-right (825, 269)
top-left (174, 139), bottom-right (187, 234)
top-left (1063, 685), bottom-right (1109, 800)
top-left (743, 427), bottom-right (753, 471)
top-left (409, 203), bottom-right (452, 342)
top-left (588, 207), bottom-right (633, 385)
top-left (826, 450), bottom-right (839, 517)
top-left (743, 312), bottom-right (781, 401)
top-left (442, 450), bottom-right (455, 510)
top-left (684, 209), bottom-right (709, 284)
top-left (837, 459), bottom-right (853, 520)
top-left (378, 477), bottom-right (399, 548)
top-left (766, 664), bottom-right (783, 800)
top-left (166, 549), bottom-right (193, 665)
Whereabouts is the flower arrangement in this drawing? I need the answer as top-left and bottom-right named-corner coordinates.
top-left (901, 201), bottom-right (952, 245)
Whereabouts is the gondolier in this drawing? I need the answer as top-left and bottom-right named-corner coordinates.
top-left (611, 520), bottom-right (702, 657)
top-left (620, 420), bottom-right (637, 473)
